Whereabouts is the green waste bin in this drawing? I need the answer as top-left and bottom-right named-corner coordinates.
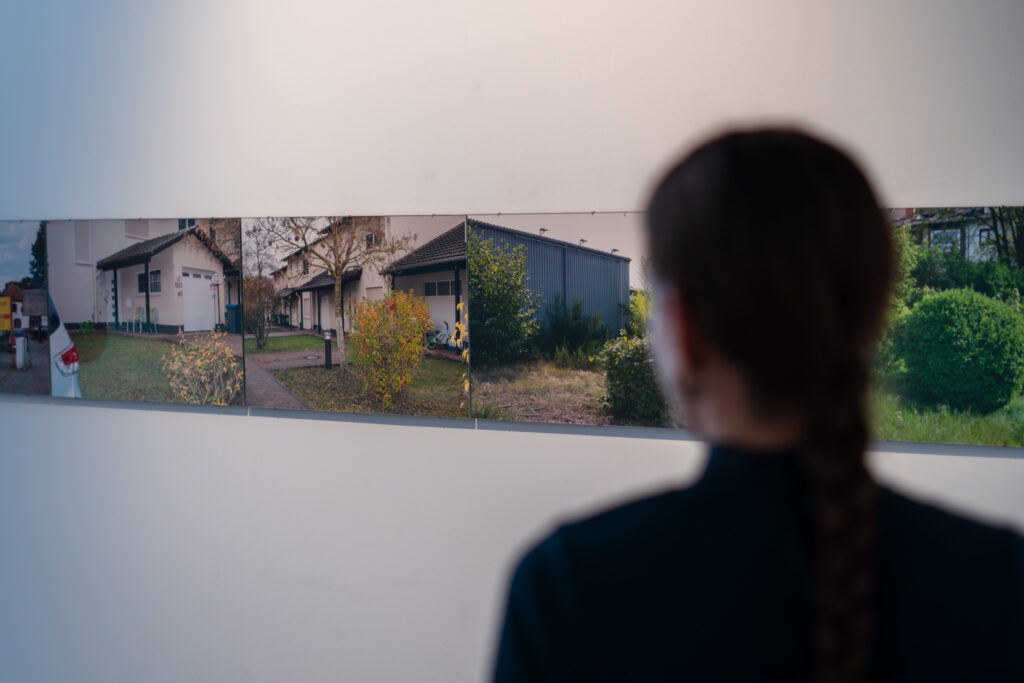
top-left (225, 303), bottom-right (241, 334)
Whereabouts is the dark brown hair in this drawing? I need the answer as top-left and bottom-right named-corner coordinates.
top-left (646, 129), bottom-right (895, 683)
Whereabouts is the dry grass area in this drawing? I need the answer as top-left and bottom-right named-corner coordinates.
top-left (470, 360), bottom-right (611, 424)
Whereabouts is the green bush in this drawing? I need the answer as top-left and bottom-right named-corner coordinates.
top-left (624, 288), bottom-right (652, 337)
top-left (896, 289), bottom-right (1024, 413)
top-left (537, 295), bottom-right (606, 367)
top-left (913, 247), bottom-right (1024, 304)
top-left (466, 230), bottom-right (541, 365)
top-left (599, 332), bottom-right (668, 423)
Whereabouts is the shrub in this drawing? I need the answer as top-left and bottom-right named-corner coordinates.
top-left (599, 332), bottom-right (668, 424)
top-left (162, 332), bottom-right (244, 406)
top-left (242, 275), bottom-right (276, 348)
top-left (624, 288), bottom-right (652, 337)
top-left (896, 289), bottom-right (1024, 413)
top-left (537, 295), bottom-right (606, 367)
top-left (350, 291), bottom-right (434, 409)
top-left (913, 247), bottom-right (1024, 304)
top-left (466, 230), bottom-right (541, 365)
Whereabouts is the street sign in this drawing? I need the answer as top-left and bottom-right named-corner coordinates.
top-left (0, 297), bottom-right (10, 332)
top-left (212, 274), bottom-right (223, 284)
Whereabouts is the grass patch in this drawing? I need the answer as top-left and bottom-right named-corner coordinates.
top-left (470, 359), bottom-right (613, 425)
top-left (244, 334), bottom-right (326, 355)
top-left (71, 331), bottom-right (174, 402)
top-left (870, 388), bottom-right (1024, 447)
top-left (273, 356), bottom-right (468, 418)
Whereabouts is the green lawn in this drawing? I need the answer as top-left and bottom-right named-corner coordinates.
top-left (244, 334), bottom-right (326, 355)
top-left (870, 388), bottom-right (1024, 447)
top-left (273, 356), bottom-right (468, 418)
top-left (71, 332), bottom-right (174, 402)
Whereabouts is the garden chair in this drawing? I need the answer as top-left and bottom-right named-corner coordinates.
top-left (148, 308), bottom-right (159, 334)
top-left (134, 307), bottom-right (145, 333)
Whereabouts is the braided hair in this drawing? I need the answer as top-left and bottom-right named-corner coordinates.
top-left (645, 129), bottom-right (895, 683)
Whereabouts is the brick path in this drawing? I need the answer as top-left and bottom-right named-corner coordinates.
top-left (242, 346), bottom-right (339, 409)
top-left (243, 359), bottom-right (310, 410)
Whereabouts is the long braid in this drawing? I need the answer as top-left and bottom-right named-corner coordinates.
top-left (800, 357), bottom-right (877, 683)
top-left (646, 127), bottom-right (895, 683)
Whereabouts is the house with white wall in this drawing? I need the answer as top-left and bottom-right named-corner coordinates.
top-left (269, 215), bottom-right (463, 334)
top-left (47, 219), bottom-right (239, 332)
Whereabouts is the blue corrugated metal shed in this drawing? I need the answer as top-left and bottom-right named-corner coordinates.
top-left (467, 219), bottom-right (631, 334)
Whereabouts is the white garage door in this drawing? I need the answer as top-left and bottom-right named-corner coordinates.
top-left (182, 269), bottom-right (217, 331)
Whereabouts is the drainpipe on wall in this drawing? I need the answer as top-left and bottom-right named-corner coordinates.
top-left (144, 259), bottom-right (151, 329)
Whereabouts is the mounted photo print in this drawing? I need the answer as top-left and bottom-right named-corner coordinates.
top-left (873, 207), bottom-right (1024, 447)
top-left (45, 219), bottom-right (245, 405)
top-left (241, 215), bottom-right (471, 418)
top-left (0, 221), bottom-right (50, 396)
top-left (465, 213), bottom-right (668, 427)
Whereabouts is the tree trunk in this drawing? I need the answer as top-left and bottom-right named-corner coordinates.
top-left (333, 275), bottom-right (346, 363)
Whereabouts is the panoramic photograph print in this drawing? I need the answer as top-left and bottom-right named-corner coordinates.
top-left (0, 221), bottom-right (50, 396)
top-left (464, 213), bottom-right (669, 427)
top-left (873, 206), bottom-right (1024, 447)
top-left (46, 218), bottom-right (245, 405)
top-left (241, 215), bottom-right (470, 418)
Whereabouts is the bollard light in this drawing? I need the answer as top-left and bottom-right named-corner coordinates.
top-left (324, 329), bottom-right (332, 370)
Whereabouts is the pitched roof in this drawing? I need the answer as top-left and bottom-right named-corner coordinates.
top-left (96, 227), bottom-right (237, 272)
top-left (385, 223), bottom-right (466, 273)
top-left (384, 218), bottom-right (631, 274)
top-left (97, 230), bottom-right (188, 270)
top-left (466, 218), bottom-right (631, 262)
top-left (2, 283), bottom-right (23, 300)
top-left (292, 268), bottom-right (362, 292)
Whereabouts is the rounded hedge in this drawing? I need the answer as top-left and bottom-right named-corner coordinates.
top-left (897, 288), bottom-right (1024, 413)
top-left (599, 333), bottom-right (668, 424)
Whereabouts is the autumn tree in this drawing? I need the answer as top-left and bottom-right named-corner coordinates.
top-left (242, 217), bottom-right (283, 349)
top-left (251, 216), bottom-right (413, 360)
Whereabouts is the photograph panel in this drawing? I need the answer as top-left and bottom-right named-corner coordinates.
top-left (465, 213), bottom-right (669, 427)
top-left (874, 207), bottom-right (1024, 447)
top-left (46, 219), bottom-right (245, 405)
top-left (241, 215), bottom-right (471, 418)
top-left (0, 221), bottom-right (50, 395)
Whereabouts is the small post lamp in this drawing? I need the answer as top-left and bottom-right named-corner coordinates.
top-left (324, 329), bottom-right (332, 370)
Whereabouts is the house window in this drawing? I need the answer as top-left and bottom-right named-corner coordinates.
top-left (366, 232), bottom-right (378, 248)
top-left (178, 218), bottom-right (197, 231)
top-left (137, 270), bottom-right (161, 294)
top-left (979, 228), bottom-right (994, 246)
top-left (423, 280), bottom-right (457, 296)
top-left (929, 228), bottom-right (960, 254)
top-left (302, 259), bottom-right (310, 275)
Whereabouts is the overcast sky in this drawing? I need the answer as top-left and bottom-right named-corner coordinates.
top-left (0, 221), bottom-right (40, 287)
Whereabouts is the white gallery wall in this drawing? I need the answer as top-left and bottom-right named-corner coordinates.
top-left (2, 2), bottom-right (1024, 682)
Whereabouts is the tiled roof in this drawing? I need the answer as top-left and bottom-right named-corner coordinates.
top-left (292, 268), bottom-right (362, 292)
top-left (385, 223), bottom-right (466, 273)
top-left (96, 230), bottom-right (188, 270)
top-left (96, 227), bottom-right (237, 272)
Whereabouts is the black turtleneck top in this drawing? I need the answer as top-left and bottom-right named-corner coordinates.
top-left (492, 444), bottom-right (1023, 682)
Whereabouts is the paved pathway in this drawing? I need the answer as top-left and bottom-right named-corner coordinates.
top-left (243, 359), bottom-right (311, 410)
top-left (242, 345), bottom-right (340, 410)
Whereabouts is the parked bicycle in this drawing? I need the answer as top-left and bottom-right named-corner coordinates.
top-left (427, 321), bottom-right (461, 352)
